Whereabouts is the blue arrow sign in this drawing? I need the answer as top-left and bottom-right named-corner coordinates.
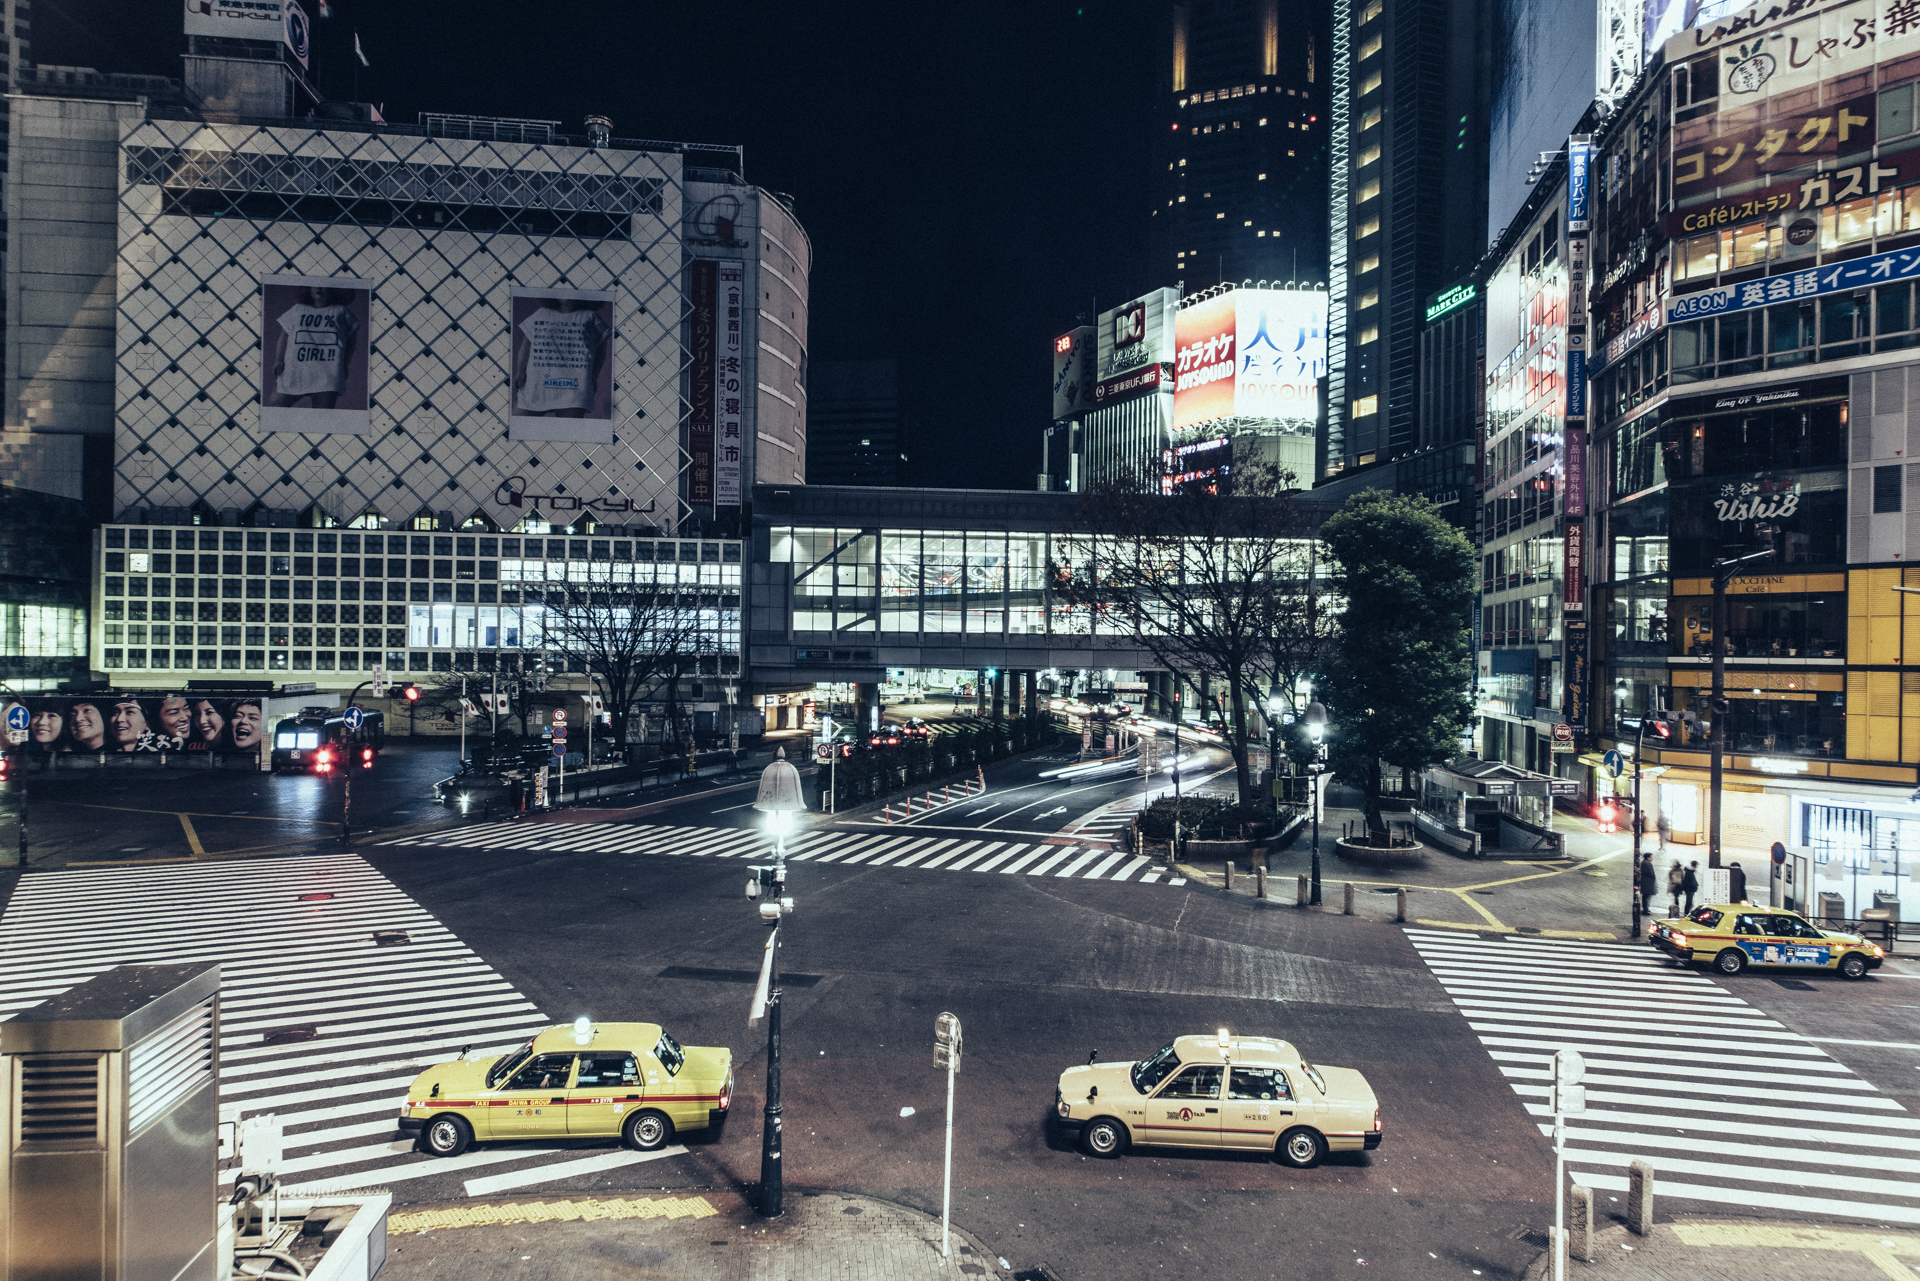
top-left (342, 707), bottom-right (365, 731)
top-left (1601, 749), bottom-right (1623, 780)
top-left (5, 705), bottom-right (28, 732)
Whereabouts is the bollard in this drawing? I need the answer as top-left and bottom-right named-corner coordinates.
top-left (884, 803), bottom-right (892, 824)
top-left (1570, 1185), bottom-right (1594, 1263)
top-left (1343, 882), bottom-right (1354, 915)
top-left (1256, 864), bottom-right (1268, 901)
top-left (1225, 861), bottom-right (1235, 891)
top-left (1396, 887), bottom-right (1407, 922)
top-left (1297, 873), bottom-right (1309, 906)
top-left (1626, 1160), bottom-right (1654, 1235)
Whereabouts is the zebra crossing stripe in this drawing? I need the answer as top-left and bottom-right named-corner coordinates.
top-left (1407, 928), bottom-right (1920, 1226)
top-left (1027, 848), bottom-right (1078, 876)
top-left (920, 841), bottom-right (977, 870)
top-left (1054, 850), bottom-right (1102, 877)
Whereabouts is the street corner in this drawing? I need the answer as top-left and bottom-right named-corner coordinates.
top-left (1522, 1216), bottom-right (1920, 1281)
top-left (383, 1187), bottom-right (1006, 1281)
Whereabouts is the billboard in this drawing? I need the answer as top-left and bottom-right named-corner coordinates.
top-left (715, 263), bottom-right (744, 506)
top-left (1162, 436), bottom-right (1232, 493)
top-left (509, 286), bottom-right (616, 444)
top-left (688, 261), bottom-right (718, 507)
top-left (3, 692), bottom-right (263, 754)
top-left (1052, 325), bottom-right (1095, 421)
top-left (1095, 288), bottom-right (1177, 383)
top-left (184, 0), bottom-right (309, 66)
top-left (1172, 288), bottom-right (1328, 433)
top-left (260, 275), bottom-right (372, 436)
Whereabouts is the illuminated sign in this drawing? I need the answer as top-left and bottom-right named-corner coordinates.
top-left (1424, 283), bottom-right (1477, 324)
top-left (1171, 288), bottom-right (1327, 433)
top-left (1750, 757), bottom-right (1811, 774)
top-left (1055, 333), bottom-right (1075, 354)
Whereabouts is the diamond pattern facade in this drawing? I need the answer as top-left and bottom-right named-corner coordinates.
top-left (113, 119), bottom-right (696, 534)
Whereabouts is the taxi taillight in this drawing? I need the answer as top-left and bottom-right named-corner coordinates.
top-left (718, 1084), bottom-right (732, 1112)
top-left (1373, 1107), bottom-right (1383, 1133)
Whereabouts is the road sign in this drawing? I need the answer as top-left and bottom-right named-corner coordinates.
top-left (1554, 1048), bottom-right (1585, 1085)
top-left (342, 707), bottom-right (365, 731)
top-left (1772, 840), bottom-right (1788, 865)
top-left (4, 705), bottom-right (27, 732)
top-left (1550, 722), bottom-right (1574, 753)
top-left (816, 744), bottom-right (832, 762)
top-left (551, 725), bottom-right (567, 740)
top-left (552, 709), bottom-right (567, 723)
top-left (1601, 749), bottom-right (1623, 779)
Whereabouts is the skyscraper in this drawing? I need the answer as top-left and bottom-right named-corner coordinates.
top-left (1153, 0), bottom-right (1330, 293)
top-left (809, 360), bottom-right (906, 487)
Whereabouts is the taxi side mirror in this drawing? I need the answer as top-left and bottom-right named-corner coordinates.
top-left (1086, 1048), bottom-right (1098, 1065)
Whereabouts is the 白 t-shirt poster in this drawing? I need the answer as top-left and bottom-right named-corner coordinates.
top-left (260, 274), bottom-right (373, 435)
top-left (508, 286), bottom-right (616, 443)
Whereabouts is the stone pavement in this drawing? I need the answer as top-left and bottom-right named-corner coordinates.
top-left (383, 1188), bottom-right (1009, 1281)
top-left (1523, 1217), bottom-right (1920, 1280)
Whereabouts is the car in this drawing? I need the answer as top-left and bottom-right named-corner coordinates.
top-left (1649, 904), bottom-right (1886, 979)
top-left (1050, 1031), bottom-right (1381, 1168)
top-left (398, 1020), bottom-right (733, 1157)
top-left (901, 719), bottom-right (931, 741)
top-left (869, 724), bottom-right (905, 749)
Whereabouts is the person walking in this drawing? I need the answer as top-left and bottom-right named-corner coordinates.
top-left (1682, 860), bottom-right (1701, 914)
top-left (1639, 857), bottom-right (1659, 922)
top-left (1667, 859), bottom-right (1685, 916)
top-left (1728, 861), bottom-right (1747, 904)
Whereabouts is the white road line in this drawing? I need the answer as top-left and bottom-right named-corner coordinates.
top-left (462, 1145), bottom-right (688, 1197)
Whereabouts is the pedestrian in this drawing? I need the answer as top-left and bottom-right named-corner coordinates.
top-left (1729, 861), bottom-right (1747, 904)
top-left (1682, 860), bottom-right (1700, 914)
top-left (1667, 859), bottom-right (1684, 916)
top-left (1639, 856), bottom-right (1658, 919)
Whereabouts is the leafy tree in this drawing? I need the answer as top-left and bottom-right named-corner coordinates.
top-left (1051, 460), bottom-right (1326, 807)
top-left (1317, 491), bottom-right (1475, 826)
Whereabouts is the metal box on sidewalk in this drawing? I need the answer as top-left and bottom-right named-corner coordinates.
top-left (1, 963), bottom-right (221, 1281)
top-left (1818, 891), bottom-right (1847, 922)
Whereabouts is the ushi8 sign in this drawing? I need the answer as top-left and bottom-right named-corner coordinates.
top-left (1172, 289), bottom-right (1327, 433)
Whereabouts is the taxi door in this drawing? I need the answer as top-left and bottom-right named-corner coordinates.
top-left (1222, 1066), bottom-right (1296, 1150)
top-left (1767, 913), bottom-right (1834, 967)
top-left (567, 1051), bottom-right (643, 1136)
top-left (486, 1052), bottom-right (576, 1139)
top-left (1144, 1064), bottom-right (1224, 1147)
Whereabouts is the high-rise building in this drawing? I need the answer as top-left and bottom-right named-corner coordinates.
top-left (808, 360), bottom-right (905, 487)
top-left (1154, 0), bottom-right (1330, 293)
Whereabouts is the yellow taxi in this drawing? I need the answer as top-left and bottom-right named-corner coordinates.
top-left (398, 1020), bottom-right (733, 1157)
top-left (1051, 1031), bottom-right (1381, 1168)
top-left (1649, 904), bottom-right (1886, 979)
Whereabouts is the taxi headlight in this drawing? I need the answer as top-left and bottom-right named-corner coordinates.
top-left (1871, 944), bottom-right (1885, 958)
top-left (1057, 1096), bottom-right (1072, 1118)
top-left (398, 1097), bottom-right (412, 1117)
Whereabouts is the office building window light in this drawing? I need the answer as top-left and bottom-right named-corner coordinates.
top-left (1359, 254), bottom-right (1380, 273)
top-left (1358, 291), bottom-right (1380, 309)
top-left (1359, 145), bottom-right (1380, 167)
top-left (1353, 395), bottom-right (1379, 417)
top-left (1358, 180), bottom-right (1381, 203)
top-left (1361, 107), bottom-right (1382, 130)
top-left (1359, 33), bottom-right (1382, 59)
top-left (1361, 71), bottom-right (1382, 95)
top-left (1358, 326), bottom-right (1379, 344)
top-left (1357, 217), bottom-right (1381, 237)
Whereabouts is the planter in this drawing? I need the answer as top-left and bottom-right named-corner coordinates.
top-left (1334, 836), bottom-right (1428, 868)
top-left (1186, 838), bottom-right (1256, 860)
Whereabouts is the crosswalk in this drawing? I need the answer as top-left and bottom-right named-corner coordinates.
top-left (1407, 928), bottom-right (1920, 1226)
top-left (1070, 800), bottom-right (1141, 843)
top-left (378, 820), bottom-right (1187, 884)
top-left (0, 855), bottom-right (678, 1198)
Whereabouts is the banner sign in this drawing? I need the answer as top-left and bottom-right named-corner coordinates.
top-left (1568, 136), bottom-right (1592, 232)
top-left (1667, 244), bottom-right (1920, 324)
top-left (1591, 300), bottom-right (1665, 374)
top-left (1563, 520), bottom-right (1585, 613)
top-left (1092, 362), bottom-right (1165, 407)
top-left (260, 275), bottom-right (372, 436)
top-left (1566, 337), bottom-right (1587, 423)
top-left (1564, 620), bottom-right (1589, 735)
top-left (1564, 426), bottom-right (1587, 515)
top-left (2, 692), bottom-right (263, 754)
top-left (1667, 147), bottom-right (1920, 236)
top-left (688, 260), bottom-right (717, 507)
top-left (1052, 325), bottom-right (1095, 420)
top-left (184, 0), bottom-right (309, 66)
top-left (508, 286), bottom-right (615, 443)
top-left (1674, 95), bottom-right (1875, 195)
top-left (716, 261), bottom-right (745, 506)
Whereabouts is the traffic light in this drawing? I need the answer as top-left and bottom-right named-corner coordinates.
top-left (402, 684), bottom-right (420, 704)
top-left (0, 751), bottom-right (11, 785)
top-left (1596, 802), bottom-right (1617, 833)
top-left (360, 746), bottom-right (375, 769)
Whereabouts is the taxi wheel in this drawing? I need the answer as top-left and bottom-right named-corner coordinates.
top-left (624, 1109), bottom-right (674, 1152)
top-left (1082, 1116), bottom-right (1129, 1158)
top-left (1839, 953), bottom-right (1870, 980)
top-left (1713, 948), bottom-right (1747, 976)
top-left (1275, 1127), bottom-right (1326, 1169)
top-left (422, 1115), bottom-right (472, 1158)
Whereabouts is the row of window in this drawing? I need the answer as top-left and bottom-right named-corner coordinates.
top-left (99, 648), bottom-right (746, 676)
top-left (1673, 185), bottom-right (1920, 284)
top-left (99, 602), bottom-right (740, 648)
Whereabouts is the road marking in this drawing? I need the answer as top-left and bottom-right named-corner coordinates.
top-left (179, 813), bottom-right (206, 858)
top-left (462, 1145), bottom-right (688, 1197)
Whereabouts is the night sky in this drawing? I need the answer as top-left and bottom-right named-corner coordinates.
top-left (42, 0), bottom-right (1174, 491)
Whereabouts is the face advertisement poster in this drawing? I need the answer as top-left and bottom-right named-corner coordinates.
top-left (715, 262), bottom-right (745, 506)
top-left (2, 692), bottom-right (264, 754)
top-left (509, 286), bottom-right (616, 443)
top-left (688, 261), bottom-right (718, 507)
top-left (260, 275), bottom-right (372, 436)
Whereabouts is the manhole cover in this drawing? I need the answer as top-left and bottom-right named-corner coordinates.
top-left (1771, 978), bottom-right (1817, 991)
top-left (372, 930), bottom-right (411, 946)
top-left (263, 1024), bottom-right (318, 1045)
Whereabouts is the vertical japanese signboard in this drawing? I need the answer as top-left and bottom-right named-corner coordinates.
top-left (688, 260), bottom-right (717, 507)
top-left (1564, 425), bottom-right (1586, 516)
top-left (1563, 520), bottom-right (1584, 613)
top-left (1563, 620), bottom-right (1589, 736)
top-left (1567, 135), bottom-right (1591, 232)
top-left (716, 262), bottom-right (745, 507)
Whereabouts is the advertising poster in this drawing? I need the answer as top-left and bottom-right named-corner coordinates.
top-left (2, 692), bottom-right (263, 754)
top-left (1095, 288), bottom-right (1177, 383)
top-left (260, 275), bottom-right (372, 436)
top-left (1563, 620), bottom-right (1589, 735)
top-left (508, 286), bottom-right (616, 443)
top-left (1052, 325), bottom-right (1095, 421)
top-left (1172, 292), bottom-right (1239, 431)
top-left (716, 262), bottom-right (745, 506)
top-left (1233, 289), bottom-right (1327, 432)
top-left (688, 261), bottom-right (718, 507)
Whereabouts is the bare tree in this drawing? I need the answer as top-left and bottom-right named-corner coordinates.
top-left (1051, 460), bottom-right (1329, 807)
top-left (538, 582), bottom-right (713, 752)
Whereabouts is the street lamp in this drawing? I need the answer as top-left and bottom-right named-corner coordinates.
top-left (749, 747), bottom-right (805, 1220)
top-left (1304, 700), bottom-right (1328, 906)
top-left (1265, 683), bottom-right (1286, 805)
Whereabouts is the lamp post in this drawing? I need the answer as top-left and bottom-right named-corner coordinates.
top-left (1709, 548), bottom-right (1771, 869)
top-left (1265, 683), bottom-right (1286, 809)
top-left (1305, 700), bottom-right (1327, 906)
top-left (749, 747), bottom-right (804, 1220)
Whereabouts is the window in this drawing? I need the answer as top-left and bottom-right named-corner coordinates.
top-left (1360, 107), bottom-right (1382, 131)
top-left (574, 1054), bottom-right (640, 1088)
top-left (1352, 395), bottom-right (1379, 417)
top-left (505, 1053), bottom-right (574, 1092)
top-left (1360, 71), bottom-right (1382, 95)
top-left (1156, 1065), bottom-right (1223, 1099)
top-left (1359, 254), bottom-right (1380, 273)
top-left (1358, 325), bottom-right (1379, 344)
top-left (1357, 291), bottom-right (1380, 309)
top-left (1358, 144), bottom-right (1380, 167)
top-left (1228, 1067), bottom-right (1292, 1101)
top-left (1358, 33), bottom-right (1382, 59)
top-left (1883, 81), bottom-right (1917, 139)
top-left (1875, 464), bottom-right (1904, 513)
top-left (1357, 217), bottom-right (1380, 238)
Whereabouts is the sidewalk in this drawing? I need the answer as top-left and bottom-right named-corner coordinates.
top-left (383, 1188), bottom-right (1005, 1280)
top-left (1523, 1216), bottom-right (1920, 1280)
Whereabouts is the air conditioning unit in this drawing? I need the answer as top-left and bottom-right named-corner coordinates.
top-left (2, 963), bottom-right (221, 1281)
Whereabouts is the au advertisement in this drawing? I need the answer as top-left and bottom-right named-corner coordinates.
top-left (509, 286), bottom-right (615, 444)
top-left (260, 275), bottom-right (372, 436)
top-left (1172, 289), bottom-right (1328, 433)
top-left (3, 693), bottom-right (264, 754)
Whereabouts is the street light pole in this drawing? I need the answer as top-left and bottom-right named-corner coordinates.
top-left (750, 748), bottom-right (804, 1220)
top-left (1305, 700), bottom-right (1327, 906)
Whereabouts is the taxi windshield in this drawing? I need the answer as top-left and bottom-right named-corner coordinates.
top-left (655, 1029), bottom-right (686, 1077)
top-left (1130, 1043), bottom-right (1180, 1094)
top-left (486, 1039), bottom-right (535, 1088)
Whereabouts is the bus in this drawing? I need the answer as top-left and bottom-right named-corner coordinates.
top-left (272, 705), bottom-right (386, 773)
